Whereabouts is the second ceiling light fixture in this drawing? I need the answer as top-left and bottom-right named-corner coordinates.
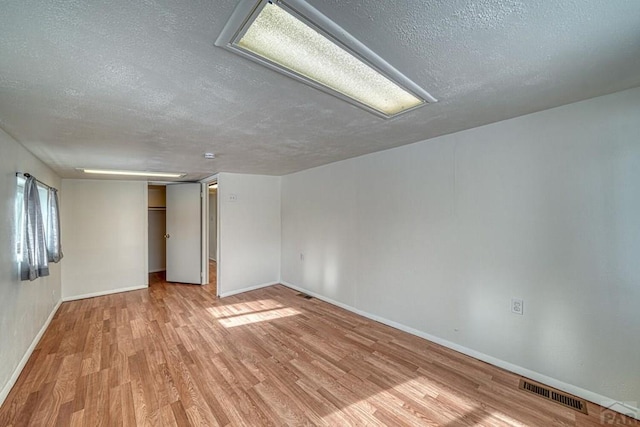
top-left (216, 0), bottom-right (437, 118)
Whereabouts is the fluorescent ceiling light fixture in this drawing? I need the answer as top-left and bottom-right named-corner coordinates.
top-left (216, 0), bottom-right (437, 118)
top-left (80, 169), bottom-right (186, 178)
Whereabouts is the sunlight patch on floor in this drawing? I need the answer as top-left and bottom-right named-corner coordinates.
top-left (218, 307), bottom-right (301, 327)
top-left (207, 299), bottom-right (284, 318)
top-left (317, 376), bottom-right (523, 426)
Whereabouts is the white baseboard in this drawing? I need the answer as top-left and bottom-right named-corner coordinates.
top-left (280, 281), bottom-right (639, 421)
top-left (0, 299), bottom-right (62, 407)
top-left (148, 268), bottom-right (165, 273)
top-left (219, 281), bottom-right (279, 298)
top-left (62, 284), bottom-right (148, 302)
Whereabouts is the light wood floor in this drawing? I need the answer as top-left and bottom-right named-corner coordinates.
top-left (149, 260), bottom-right (217, 294)
top-left (208, 260), bottom-right (217, 293)
top-left (0, 278), bottom-right (636, 426)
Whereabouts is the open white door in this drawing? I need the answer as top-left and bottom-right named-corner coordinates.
top-left (166, 183), bottom-right (202, 284)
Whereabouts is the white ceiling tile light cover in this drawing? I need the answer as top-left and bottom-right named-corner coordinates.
top-left (219, 0), bottom-right (434, 117)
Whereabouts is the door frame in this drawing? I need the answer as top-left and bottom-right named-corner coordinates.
top-left (165, 182), bottom-right (205, 285)
top-left (200, 174), bottom-right (219, 295)
top-left (145, 181), bottom-right (209, 287)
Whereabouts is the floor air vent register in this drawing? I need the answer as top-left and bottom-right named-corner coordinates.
top-left (519, 379), bottom-right (588, 414)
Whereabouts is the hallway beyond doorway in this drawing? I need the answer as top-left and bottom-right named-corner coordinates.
top-left (209, 259), bottom-right (217, 294)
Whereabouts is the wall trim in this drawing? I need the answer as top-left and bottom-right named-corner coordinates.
top-left (62, 284), bottom-right (148, 302)
top-left (280, 281), bottom-right (639, 421)
top-left (148, 268), bottom-right (166, 273)
top-left (219, 281), bottom-right (279, 298)
top-left (0, 299), bottom-right (62, 407)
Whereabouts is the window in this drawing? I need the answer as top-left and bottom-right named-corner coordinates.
top-left (15, 176), bottom-right (24, 261)
top-left (16, 174), bottom-right (62, 280)
top-left (15, 176), bottom-right (49, 261)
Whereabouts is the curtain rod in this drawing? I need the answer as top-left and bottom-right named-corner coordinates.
top-left (16, 172), bottom-right (57, 191)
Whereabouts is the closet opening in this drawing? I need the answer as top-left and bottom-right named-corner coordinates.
top-left (147, 185), bottom-right (167, 284)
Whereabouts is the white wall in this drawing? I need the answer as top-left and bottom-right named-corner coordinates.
top-left (218, 173), bottom-right (281, 296)
top-left (0, 129), bottom-right (62, 404)
top-left (281, 87), bottom-right (640, 409)
top-left (61, 180), bottom-right (148, 300)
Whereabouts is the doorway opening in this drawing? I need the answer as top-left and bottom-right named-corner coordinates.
top-left (146, 182), bottom-right (217, 295)
top-left (148, 184), bottom-right (167, 285)
top-left (208, 182), bottom-right (218, 289)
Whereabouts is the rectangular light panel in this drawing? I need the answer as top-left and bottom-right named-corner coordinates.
top-left (216, 0), bottom-right (436, 118)
top-left (81, 169), bottom-right (186, 178)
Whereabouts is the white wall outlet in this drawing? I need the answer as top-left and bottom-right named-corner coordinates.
top-left (228, 193), bottom-right (238, 202)
top-left (511, 298), bottom-right (524, 315)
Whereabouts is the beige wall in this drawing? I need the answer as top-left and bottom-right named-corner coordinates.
top-left (281, 87), bottom-right (640, 410)
top-left (61, 179), bottom-right (148, 300)
top-left (218, 173), bottom-right (281, 296)
top-left (0, 129), bottom-right (62, 405)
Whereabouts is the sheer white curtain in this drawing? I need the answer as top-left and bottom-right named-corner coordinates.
top-left (20, 176), bottom-right (49, 281)
top-left (46, 187), bottom-right (63, 263)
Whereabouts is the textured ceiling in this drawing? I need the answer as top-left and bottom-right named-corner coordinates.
top-left (1, 0), bottom-right (639, 181)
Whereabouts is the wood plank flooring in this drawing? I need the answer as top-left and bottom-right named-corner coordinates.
top-left (208, 260), bottom-right (217, 292)
top-left (0, 275), bottom-right (637, 426)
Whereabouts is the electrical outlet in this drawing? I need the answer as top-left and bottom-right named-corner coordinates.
top-left (511, 298), bottom-right (524, 315)
top-left (228, 193), bottom-right (238, 202)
